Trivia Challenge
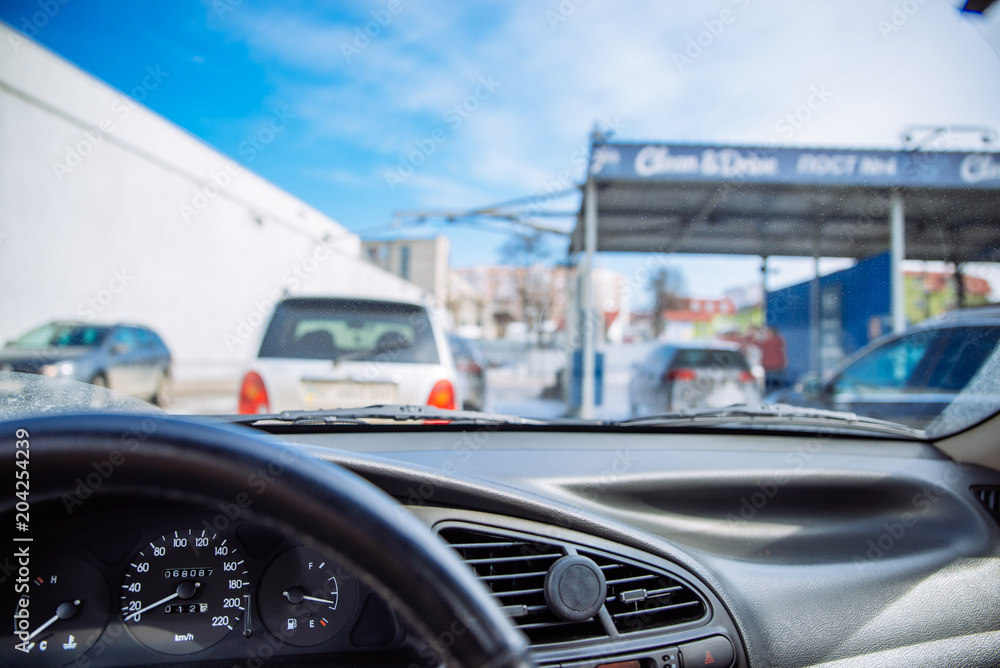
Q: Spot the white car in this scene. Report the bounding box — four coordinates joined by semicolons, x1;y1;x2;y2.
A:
238;296;459;414
628;341;760;416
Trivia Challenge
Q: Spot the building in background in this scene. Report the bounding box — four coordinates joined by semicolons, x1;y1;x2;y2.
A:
724;284;766;329
444;272;486;339
627;297;737;342
0;23;422;386
450;265;628;344
362;236;450;306
905;268;992;322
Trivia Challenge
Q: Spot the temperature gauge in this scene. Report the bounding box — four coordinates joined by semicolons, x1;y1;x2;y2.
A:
1;556;110;667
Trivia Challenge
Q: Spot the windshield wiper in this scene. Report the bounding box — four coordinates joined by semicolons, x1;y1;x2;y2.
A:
617;403;925;438
220;404;548;426
221;403;924;438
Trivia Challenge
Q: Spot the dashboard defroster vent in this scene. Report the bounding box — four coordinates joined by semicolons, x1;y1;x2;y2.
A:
438;525;709;647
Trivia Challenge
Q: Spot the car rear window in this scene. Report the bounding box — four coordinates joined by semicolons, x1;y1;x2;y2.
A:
259;299;440;364
671;349;749;371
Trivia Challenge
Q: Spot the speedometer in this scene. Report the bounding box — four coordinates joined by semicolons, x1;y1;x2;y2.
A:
120;529;249;655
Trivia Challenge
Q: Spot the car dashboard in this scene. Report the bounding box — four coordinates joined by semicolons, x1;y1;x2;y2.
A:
5;423;1000;668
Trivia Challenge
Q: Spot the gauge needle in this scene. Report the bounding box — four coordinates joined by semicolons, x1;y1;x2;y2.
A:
125;582;199;622
300;595;338;606
25;600;80;642
282;588;337;607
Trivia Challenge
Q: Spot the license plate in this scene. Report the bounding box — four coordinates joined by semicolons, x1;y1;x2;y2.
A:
301;380;398;409
707;382;745;407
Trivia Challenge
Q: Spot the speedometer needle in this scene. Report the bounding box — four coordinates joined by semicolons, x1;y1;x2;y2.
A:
124;582;199;622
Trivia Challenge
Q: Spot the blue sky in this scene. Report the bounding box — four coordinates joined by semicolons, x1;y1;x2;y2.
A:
3;0;1000;304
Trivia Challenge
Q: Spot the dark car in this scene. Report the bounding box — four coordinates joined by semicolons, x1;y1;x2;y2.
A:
0;321;172;405
767;306;1000;430
628;341;760;416
448;334;487;411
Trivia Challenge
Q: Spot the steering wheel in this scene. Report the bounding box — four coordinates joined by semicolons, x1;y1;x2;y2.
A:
1;413;532;668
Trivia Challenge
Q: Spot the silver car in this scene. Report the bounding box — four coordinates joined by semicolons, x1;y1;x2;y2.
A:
629;341;759;416
448;335;487;411
0;321;172;405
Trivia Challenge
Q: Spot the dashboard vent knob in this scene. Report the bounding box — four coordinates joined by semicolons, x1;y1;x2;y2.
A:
543;555;607;622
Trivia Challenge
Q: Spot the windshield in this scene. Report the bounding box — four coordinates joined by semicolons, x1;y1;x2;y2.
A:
7;324;111;349
1;1;999;438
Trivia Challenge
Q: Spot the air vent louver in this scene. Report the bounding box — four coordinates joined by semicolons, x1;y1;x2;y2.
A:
439;526;709;646
583;551;707;634
972;486;1000;525
439;528;604;645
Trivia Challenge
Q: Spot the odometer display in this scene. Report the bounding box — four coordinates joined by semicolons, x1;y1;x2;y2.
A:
163;568;212;579
121;530;248;655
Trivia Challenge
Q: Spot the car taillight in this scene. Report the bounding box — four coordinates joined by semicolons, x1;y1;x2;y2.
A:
738;371;756;383
664;368;697;382
238;372;270;414
427;379;456;410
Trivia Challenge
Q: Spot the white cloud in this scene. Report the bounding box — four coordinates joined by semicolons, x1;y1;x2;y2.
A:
219;0;1000;187
210;0;1000;291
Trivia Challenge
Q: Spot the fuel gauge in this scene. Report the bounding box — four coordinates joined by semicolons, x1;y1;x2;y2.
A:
1;556;110;667
256;546;359;647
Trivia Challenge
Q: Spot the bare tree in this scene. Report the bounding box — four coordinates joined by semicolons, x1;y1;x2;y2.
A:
499;232;552;344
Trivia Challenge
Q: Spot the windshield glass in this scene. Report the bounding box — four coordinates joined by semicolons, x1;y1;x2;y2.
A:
1;1;999;438
7;324;111;349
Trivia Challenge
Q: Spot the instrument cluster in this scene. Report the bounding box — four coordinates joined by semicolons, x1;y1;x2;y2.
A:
2;507;402;667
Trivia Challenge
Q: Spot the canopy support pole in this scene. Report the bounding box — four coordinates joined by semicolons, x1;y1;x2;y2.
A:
954;261;966;309
811;256;821;378
760;256;769;325
581;177;597;419
890;191;906;333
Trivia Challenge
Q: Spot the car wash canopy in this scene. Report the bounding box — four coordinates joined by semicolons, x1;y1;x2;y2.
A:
571;142;1000;261
568;141;1000;418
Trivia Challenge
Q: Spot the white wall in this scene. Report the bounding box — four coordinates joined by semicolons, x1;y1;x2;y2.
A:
0;23;423;382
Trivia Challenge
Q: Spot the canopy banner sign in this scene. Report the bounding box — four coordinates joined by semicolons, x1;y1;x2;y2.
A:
589;142;1000;190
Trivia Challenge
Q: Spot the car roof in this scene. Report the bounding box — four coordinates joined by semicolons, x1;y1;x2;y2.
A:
48;321;122;329
931;305;1000;323
279;295;429;308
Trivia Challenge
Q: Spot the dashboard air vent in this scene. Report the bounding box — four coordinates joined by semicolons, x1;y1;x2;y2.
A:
972;486;1000;525
582;551;707;634
439;528;606;645
439;526;710;646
